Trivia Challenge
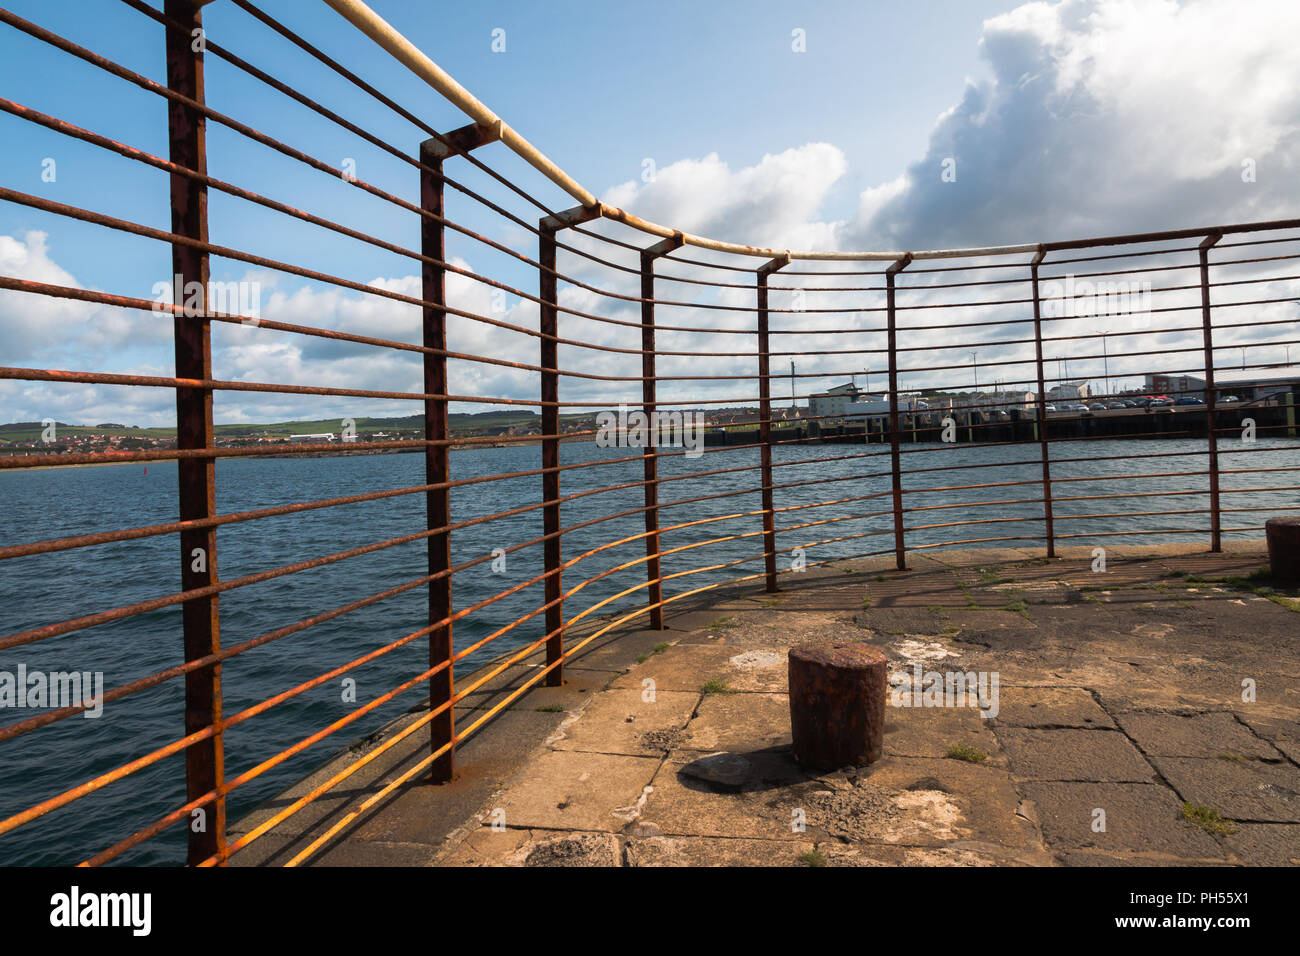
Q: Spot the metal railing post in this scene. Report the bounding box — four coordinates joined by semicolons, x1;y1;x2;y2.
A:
1200;231;1223;552
538;203;602;684
757;254;790;592
419;122;497;780
1030;246;1056;557
886;255;912;570
164;0;224;866
640;234;684;625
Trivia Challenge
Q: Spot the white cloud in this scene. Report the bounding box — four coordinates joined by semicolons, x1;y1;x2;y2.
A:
845;0;1300;250
602;144;848;252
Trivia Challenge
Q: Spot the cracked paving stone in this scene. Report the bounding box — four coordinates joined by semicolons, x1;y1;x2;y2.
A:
998;728;1156;782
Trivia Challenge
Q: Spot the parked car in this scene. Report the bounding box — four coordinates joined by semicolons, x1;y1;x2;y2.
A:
1105;402;1126;409
1175;397;1204;405
1149;398;1174;407
1133;397;1152;407
1220;395;1241;403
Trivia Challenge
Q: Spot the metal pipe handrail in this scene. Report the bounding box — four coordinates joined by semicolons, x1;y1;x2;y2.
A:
322;0;1300;264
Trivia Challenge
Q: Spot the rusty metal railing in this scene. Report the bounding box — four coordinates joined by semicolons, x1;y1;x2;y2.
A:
0;0;1298;866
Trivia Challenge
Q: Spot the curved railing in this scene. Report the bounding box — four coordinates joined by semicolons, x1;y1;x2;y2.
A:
0;0;1297;866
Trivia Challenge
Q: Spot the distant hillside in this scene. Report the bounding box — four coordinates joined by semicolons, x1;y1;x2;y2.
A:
0;409;577;442
0;406;760;443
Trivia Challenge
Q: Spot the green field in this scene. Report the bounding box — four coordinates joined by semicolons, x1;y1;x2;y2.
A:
0;409;599;443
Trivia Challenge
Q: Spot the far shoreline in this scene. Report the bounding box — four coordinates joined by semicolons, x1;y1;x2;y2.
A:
0;437;593;473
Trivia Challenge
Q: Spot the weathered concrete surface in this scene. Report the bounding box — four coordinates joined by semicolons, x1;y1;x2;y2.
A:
233;544;1300;867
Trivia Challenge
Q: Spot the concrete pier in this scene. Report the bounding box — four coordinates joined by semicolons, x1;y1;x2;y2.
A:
232;542;1300;867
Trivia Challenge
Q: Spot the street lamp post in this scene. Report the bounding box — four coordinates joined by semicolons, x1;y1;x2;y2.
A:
1102;329;1110;398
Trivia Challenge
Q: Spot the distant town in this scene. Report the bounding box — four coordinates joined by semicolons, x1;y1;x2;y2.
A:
0;406;783;459
3;367;1296;460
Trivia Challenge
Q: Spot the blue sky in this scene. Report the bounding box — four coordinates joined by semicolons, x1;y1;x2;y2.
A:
2;0;1298;426
0;0;1011;295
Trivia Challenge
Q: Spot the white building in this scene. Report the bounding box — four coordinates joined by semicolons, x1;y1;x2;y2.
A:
808;383;864;420
1144;373;1202;398
844;395;929;420
1047;381;1090;401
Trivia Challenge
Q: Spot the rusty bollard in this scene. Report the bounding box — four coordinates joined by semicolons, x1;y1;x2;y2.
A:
788;642;887;770
1266;517;1300;582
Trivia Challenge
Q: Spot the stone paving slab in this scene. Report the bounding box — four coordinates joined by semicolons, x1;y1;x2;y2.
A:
679;692;793;753
856;606;953;635
850;756;1049;858
440;828;623;867
866;575;972;608
625;835;820;867
925;547;1039;567
989;687;1115;729
551;688;699;757
1222;823;1300;866
935;608;1041;637
1021;782;1226;858
1055;850;1233;867
822;842;1038;866
636;748;827;843
1151;756;1300;822
1237;713;1300;764
686;611;862;650
609;643;788;694
1113;710;1283;759
489;750;662;833
883;701;1004;763
999;729;1157;782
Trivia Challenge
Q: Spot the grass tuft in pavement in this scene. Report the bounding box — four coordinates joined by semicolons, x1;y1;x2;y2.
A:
701;677;736;696
946;742;988;763
1181;803;1237;835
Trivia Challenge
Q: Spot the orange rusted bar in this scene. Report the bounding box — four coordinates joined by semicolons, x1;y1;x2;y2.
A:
163;0;225;866
1199;231;1224;552
538;203;602;684
758;254;790;592
1030;246;1056;556
886;254;912;570
641;234;684;626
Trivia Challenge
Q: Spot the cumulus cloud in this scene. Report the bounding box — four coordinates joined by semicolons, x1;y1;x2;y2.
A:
0;232;542;425
207;258;541;423
0;231;168;363
844;0;1300;251
601;144;848;252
